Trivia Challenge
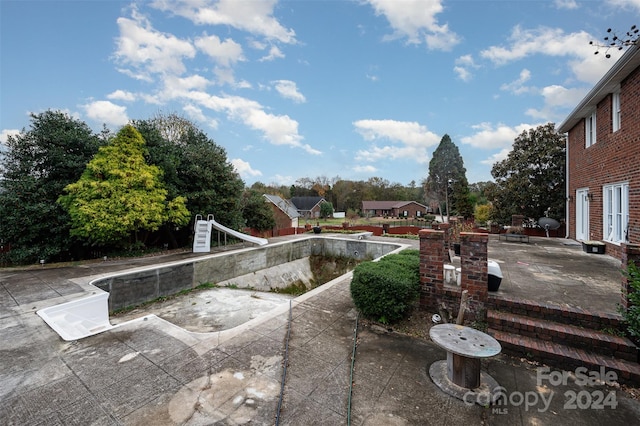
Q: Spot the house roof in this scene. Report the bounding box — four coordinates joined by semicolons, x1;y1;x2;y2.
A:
290;196;326;211
362;200;428;210
558;44;640;133
263;194;300;219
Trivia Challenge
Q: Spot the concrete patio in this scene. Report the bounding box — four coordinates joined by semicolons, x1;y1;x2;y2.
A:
1;234;639;425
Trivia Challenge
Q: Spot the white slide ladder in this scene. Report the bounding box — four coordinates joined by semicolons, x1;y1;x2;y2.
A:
192;214;213;253
192;214;268;253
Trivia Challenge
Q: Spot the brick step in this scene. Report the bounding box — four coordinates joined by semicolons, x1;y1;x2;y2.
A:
488;310;638;362
488;294;624;330
489;329;640;386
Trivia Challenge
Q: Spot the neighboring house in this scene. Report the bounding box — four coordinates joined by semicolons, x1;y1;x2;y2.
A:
362;201;430;218
558;43;640;259
290;196;327;219
263;194;300;229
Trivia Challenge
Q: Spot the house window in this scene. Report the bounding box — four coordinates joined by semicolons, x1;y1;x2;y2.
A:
585;111;597;147
416;211;421;217
603;182;629;243
612;91;621;132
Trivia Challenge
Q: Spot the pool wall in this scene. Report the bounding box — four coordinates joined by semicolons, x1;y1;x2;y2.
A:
93;237;403;311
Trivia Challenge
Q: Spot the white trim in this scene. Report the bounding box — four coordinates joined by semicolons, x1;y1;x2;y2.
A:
602;181;629;243
612;90;621;132
585;110;597;147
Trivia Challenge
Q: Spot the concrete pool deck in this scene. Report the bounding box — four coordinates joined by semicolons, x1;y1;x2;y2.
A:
1;234;640;425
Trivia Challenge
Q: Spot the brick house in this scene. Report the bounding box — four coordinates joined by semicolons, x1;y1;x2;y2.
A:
361;200;430;218
263;194;300;230
558;44;640;259
290;196;328;219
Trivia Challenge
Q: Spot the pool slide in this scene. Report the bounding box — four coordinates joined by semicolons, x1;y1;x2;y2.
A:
193;214;268;252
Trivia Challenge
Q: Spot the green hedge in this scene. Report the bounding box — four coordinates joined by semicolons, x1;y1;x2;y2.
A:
620;261;640;340
350;250;420;324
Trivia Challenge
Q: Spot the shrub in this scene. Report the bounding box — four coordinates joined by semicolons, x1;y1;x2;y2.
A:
474;204;492;225
620;260;640;340
378;250;420;280
350;251;420;324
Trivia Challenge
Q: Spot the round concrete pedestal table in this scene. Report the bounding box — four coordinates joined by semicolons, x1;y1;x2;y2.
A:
429;323;501;405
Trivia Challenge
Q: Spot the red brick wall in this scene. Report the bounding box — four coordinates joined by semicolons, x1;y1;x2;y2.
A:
270;205;294;230
418;229;489;322
567;66;640;259
392;202;428;218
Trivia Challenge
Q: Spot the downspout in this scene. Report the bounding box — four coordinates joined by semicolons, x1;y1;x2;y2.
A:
565;132;570;239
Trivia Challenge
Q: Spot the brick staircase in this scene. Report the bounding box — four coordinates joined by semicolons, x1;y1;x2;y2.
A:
487;294;640;385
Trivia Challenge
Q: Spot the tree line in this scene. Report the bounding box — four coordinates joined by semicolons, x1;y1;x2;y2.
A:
0;110;565;265
249;124;565;228
0;111;274;264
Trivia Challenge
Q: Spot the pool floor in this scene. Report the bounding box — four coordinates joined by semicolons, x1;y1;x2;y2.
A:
109;287;295;332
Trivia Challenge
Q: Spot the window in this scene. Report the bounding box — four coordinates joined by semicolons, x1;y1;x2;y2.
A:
603;182;629;243
612;91;621;132
585;111;597;147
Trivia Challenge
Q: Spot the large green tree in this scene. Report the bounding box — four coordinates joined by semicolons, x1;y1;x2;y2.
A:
423;134;473;220
134;114;245;230
489;123;566;224
241;190;275;231
0;110;102;263
58;125;189;247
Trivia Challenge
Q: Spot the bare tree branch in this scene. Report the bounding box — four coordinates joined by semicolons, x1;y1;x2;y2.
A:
590;25;638;58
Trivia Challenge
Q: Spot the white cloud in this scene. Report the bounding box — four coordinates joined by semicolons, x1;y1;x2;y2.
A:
185;91;321;154
354;165;378;173
270;174;295;186
453;66;472;82
461;122;536;149
161;75;210;100
539;85;586;107
114;8;196;80
366;0;460;50
353;119;440;163
480;26;623;84
231;158;262;178
150;0;296;43
453;54;478;81
500;69;533;95
195;34;244;67
0;129;20;145
354;119;439;146
481;147;512;166
259;46;285;62
183;104;205;121
272;80;306;103
525;85;588;121
606;0;640;11
554;0;579;9
107;90;136;102
83;100;129;126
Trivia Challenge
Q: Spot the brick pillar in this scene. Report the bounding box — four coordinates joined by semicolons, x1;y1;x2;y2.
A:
511;215;525;227
419;229;445;310
439;222;451;251
459;232;489;321
621;243;640;309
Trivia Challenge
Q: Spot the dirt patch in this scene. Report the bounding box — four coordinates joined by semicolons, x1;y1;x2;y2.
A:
309;254;362;287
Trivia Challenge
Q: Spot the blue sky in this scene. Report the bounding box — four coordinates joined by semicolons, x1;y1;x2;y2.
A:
1;0;638;187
